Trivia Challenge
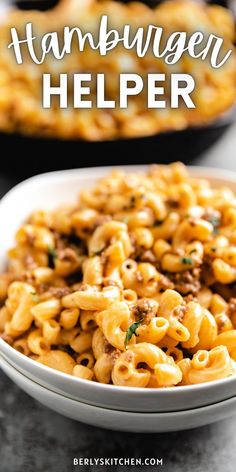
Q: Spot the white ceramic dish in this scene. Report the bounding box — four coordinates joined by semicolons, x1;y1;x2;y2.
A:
1;166;236;413
1;355;236;433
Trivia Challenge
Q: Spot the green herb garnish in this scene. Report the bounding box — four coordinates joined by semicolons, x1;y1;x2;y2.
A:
48;247;57;260
207;215;220;227
48;246;57;268
125;320;143;347
31;292;40;303
189;249;197;255
205;215;221;234
122;216;130;225
211;247;217;252
181;256;193;265
154;220;163;227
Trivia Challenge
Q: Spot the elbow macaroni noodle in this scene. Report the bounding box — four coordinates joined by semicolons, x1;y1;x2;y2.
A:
1;163;236;387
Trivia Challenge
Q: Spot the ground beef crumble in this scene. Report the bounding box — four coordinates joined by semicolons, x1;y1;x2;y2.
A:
168;268;201;295
47;286;72;298
140;250;157;264
124;351;133;363
1;333;13;345
109;349;122;364
132;298;157;323
216;315;228;330
104;341;121;364
173;303;187;322
228;298;236;317
57;247;79;262
158;274;174;291
184;294;198;303
24;255;37;270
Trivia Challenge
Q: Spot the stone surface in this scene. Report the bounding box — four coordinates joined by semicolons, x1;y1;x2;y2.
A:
1;125;236;472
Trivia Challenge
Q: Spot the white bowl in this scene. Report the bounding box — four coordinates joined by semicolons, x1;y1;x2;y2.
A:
1;165;236;413
1;354;236;432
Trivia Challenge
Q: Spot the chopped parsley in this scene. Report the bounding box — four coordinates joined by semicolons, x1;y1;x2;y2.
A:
122;216;130;225
154;220;163;227
31;292;40;303
207;215;220;227
211;247;217;252
189;249;197;255
48;247;57;260
125;320;143;348
181;256;193;265
48;246;57;268
205;215;221;234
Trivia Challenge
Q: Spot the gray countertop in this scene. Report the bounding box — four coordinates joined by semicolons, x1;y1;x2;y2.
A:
1;125;236;472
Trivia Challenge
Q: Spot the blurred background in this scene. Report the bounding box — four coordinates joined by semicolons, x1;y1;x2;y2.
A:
0;4;236;471
0;0;235;177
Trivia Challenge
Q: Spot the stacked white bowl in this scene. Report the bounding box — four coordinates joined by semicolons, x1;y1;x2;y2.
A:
1;166;236;432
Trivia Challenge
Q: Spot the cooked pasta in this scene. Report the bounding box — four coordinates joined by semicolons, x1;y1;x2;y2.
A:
2;162;236;387
0;0;235;140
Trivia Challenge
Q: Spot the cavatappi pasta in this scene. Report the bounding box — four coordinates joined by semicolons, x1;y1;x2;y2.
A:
2;163;236;387
0;0;235;140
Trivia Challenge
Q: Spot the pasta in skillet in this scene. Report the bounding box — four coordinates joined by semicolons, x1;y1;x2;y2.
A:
1;162;236;387
0;0;235;140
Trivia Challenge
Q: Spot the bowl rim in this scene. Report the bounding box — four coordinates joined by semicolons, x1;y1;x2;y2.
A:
2;163;236;204
2;353;236;416
1;163;236;396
